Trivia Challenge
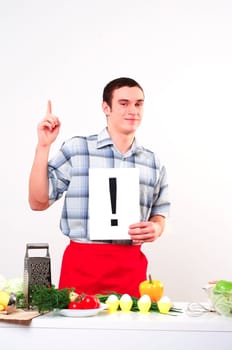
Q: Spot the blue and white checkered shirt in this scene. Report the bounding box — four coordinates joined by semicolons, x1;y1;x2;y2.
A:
48;128;170;241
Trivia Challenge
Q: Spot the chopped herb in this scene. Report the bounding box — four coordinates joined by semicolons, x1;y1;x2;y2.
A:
29;285;70;313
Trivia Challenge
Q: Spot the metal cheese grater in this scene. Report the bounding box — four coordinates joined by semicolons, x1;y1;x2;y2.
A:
24;243;52;308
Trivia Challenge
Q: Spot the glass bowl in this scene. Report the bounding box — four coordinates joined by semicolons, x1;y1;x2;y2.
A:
211;289;232;317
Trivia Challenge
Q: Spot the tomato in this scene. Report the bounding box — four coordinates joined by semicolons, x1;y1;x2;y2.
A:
81;295;101;309
68;301;82;309
139;274;164;302
68;295;101;310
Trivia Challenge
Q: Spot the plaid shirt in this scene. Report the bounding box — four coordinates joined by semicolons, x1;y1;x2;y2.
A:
48;128;170;241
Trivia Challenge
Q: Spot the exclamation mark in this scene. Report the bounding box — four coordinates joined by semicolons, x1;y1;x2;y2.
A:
109;177;118;226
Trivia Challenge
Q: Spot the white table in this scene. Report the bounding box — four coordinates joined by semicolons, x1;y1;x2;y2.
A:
1;303;232;350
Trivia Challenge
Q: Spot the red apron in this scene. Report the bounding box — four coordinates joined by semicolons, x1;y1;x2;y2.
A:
58;241;148;297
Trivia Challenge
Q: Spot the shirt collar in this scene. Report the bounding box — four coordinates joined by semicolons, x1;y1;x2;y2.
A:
97;127;143;154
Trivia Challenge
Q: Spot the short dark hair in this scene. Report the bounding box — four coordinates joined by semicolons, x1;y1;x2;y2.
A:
103;77;144;108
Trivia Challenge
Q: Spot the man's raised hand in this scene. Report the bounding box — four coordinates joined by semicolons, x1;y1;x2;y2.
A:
37;100;61;147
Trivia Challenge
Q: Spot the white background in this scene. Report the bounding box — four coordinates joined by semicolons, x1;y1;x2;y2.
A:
0;0;232;302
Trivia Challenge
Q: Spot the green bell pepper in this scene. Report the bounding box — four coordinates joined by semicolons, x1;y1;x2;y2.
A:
215;280;232;293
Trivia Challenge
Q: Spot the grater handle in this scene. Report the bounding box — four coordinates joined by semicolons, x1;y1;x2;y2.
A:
25;243;50;258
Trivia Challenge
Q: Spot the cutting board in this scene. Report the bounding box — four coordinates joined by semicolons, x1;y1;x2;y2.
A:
0;309;40;325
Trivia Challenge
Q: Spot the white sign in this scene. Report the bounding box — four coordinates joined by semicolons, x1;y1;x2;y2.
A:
89;168;140;240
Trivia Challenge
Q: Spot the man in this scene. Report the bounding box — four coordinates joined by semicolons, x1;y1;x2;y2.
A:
29;77;170;297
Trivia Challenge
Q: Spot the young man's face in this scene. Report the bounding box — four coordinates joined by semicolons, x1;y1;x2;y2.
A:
102;86;144;135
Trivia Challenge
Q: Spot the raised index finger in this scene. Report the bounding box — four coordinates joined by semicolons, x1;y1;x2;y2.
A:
47;100;52;115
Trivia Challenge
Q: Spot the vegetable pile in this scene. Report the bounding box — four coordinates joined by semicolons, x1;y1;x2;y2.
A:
212;280;232;317
28;285;181;315
68;293;101;310
0;274;25;310
0;273;182;315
